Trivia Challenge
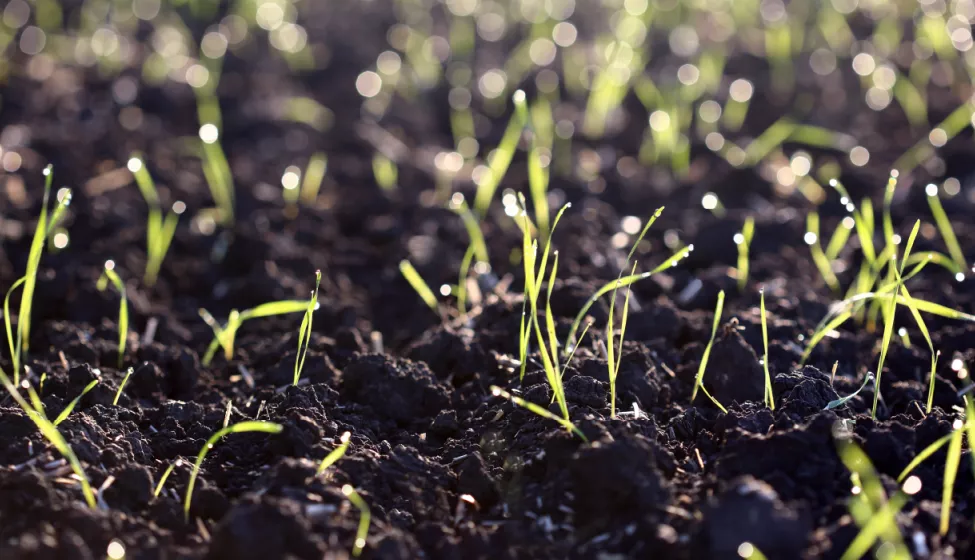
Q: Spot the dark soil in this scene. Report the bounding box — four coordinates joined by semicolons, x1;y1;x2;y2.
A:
2;1;975;559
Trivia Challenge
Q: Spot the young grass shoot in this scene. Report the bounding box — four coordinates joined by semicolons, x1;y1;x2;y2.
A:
97;260;129;369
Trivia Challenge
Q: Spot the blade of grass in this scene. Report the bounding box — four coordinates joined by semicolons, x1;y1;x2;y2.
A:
399;260;438;312
96;261;128;369
113;367;134;406
317;431;351;475
341;485;371;557
491;385;587;441
691;290;728;413
53;379;99;425
473;90;527;216
760;289;774;410
825;372;874;410
293;271;322;386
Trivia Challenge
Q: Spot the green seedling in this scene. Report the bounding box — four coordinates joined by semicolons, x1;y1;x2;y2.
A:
399;260;438;313
760;289;774;410
0;366;96;507
341;485;371;558
607;263;637;418
300;152;328;205
824;372;874;410
490;386;587;441
293;271;322;386
114;367;134;406
925;183;967;279
154;459;182;498
199;299;314;366
894;100;974;175
806;212;840;293
690;291;729;413
372;153;398;192
127;155;185;287
198;124;235;226
941;420;964;535
184;421;283;520
473;90;528;216
449;195;489;315
317;431;351;475
97;261;129;369
736;217;755;291
53;379;99;425
835;437;911;560
8;166;68;384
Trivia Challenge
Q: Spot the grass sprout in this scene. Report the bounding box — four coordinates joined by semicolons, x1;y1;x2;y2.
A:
317;431;351;475
53;379;99;426
760;289;774;410
114;367;134;406
184;421;283;520
806;212;840;293
941;420;964;535
9;165;62;384
293;271;322;386
399;260;439;313
473;90;527;216
97;261;129;369
691;290;728;413
4;276;27;385
449;195;489;315
199;127;235;227
341;484;371;558
835;437;910;560
128;154;184;287
300;152;328;205
736;217;755;291
824;372;874;411
200;300;315;366
490;386;587;441
372;152;398;191
154;459;182;499
607;263;637;418
0;366;96;507
925;183;967;277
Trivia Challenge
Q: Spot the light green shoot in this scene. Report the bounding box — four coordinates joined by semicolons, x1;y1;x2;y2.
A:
372;153;398;191
473;90;528;216
941;420;964;535
736;217;755;291
97;261;128;369
894;100;974;175
184;421;283;520
449;195;489;316
691;291;729;413
341;484;371;558
200;300;314;366
524;96;553;239
824;372;874;410
154;459;182;498
317;431;351;475
293;271;322;386
53;379;99;425
12;165;62;384
128;154;184;287
806;212;840;293
873;258;907;418
607;263;637;418
300;152;328;205
113;367;134;406
0;366;96;508
897;431;955;483
925;183;967;278
398;260;438;313
491;386;587;441
835;438;910;560
760;289;774;410
199;125;235;226
4;276;27;385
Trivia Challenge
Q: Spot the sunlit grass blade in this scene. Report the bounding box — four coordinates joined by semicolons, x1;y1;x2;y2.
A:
293;271;322;386
743;117;795;166
491;385;587;441
897;432;953;482
545;252;561;370
113;367;133;406
154;459;182;498
317;431;351;475
825;216;854;261
200;299;314;366
841;492;909;560
4;276;26;383
96;261;128;369
825;372;874;410
873;256;902;419
399;260;438;312
300;152;328;205
691;291;728;413
941;424;964;535
0;366;96;507
473;90;527;216
16;165;56;384
566;243;692;351
807;212;840;293
760;289;774;410
341;485;371;558
53;379;99;425
925;183;967;277
736;217;755;291
184;421;283;520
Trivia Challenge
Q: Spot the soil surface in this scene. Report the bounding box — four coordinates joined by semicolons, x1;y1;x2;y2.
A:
2;1;975;559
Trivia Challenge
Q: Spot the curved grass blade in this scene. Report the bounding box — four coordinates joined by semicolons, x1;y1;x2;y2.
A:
4;276;27;382
760;289;773;410
399;260;438;312
97;262;128;369
473;90;527;215
154;459;182;498
490;385;587;441
691;290;727;413
114;367;134;406
293;271;322;386
825;372;874;410
941;424;964;535
54;379;99;425
897;431;953;482
341;485;371;557
317;431;351;475
184;421;283;520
